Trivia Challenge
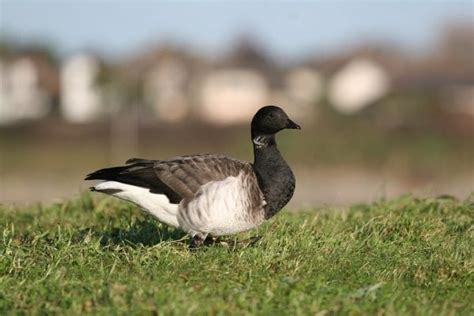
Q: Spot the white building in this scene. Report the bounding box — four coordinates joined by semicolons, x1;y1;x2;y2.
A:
199;69;269;124
144;58;190;122
328;57;390;114
60;54;102;123
284;67;323;120
0;58;50;125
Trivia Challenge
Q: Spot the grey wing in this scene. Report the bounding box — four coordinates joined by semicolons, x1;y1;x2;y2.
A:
85;159;183;203
153;154;251;199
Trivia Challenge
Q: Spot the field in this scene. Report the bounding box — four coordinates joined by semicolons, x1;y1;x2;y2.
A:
1;194;473;315
2;119;474;205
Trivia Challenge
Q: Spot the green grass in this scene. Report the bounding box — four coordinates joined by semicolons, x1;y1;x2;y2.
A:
1;194;473;315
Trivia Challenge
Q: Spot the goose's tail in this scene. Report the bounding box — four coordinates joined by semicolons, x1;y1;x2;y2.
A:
85;160;180;228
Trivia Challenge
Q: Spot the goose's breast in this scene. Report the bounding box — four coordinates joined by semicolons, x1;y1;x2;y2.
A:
177;172;265;236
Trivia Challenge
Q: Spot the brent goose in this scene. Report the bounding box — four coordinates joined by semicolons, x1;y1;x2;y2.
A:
85;105;300;246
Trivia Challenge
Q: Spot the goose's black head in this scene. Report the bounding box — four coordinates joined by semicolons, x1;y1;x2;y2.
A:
251;105;301;140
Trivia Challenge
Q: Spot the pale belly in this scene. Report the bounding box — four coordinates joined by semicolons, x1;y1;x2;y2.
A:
177;174;265;236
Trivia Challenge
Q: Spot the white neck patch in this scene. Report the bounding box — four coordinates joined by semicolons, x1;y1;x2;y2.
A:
253;136;267;148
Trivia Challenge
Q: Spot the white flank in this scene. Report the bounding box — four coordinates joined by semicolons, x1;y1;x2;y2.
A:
178;172;263;236
94;181;179;228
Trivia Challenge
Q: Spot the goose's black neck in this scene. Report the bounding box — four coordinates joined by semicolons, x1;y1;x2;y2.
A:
251;134;296;219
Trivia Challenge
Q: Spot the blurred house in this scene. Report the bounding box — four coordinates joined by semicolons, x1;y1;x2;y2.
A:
282;67;323;120
199;68;269;124
0;53;57;125
0;23;470;129
144;57;190;122
60;54;103;123
123;45;200;122
197;38;313;125
328;57;390;115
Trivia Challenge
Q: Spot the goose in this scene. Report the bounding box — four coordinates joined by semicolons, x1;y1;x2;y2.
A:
85;105;300;247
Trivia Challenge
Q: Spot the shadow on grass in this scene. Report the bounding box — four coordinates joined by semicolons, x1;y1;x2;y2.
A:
75;221;187;247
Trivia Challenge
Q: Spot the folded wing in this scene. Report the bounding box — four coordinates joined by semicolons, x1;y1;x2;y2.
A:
85;154;251;204
153;155;249;198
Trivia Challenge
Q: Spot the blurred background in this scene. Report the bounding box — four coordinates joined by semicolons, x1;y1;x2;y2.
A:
0;1;473;207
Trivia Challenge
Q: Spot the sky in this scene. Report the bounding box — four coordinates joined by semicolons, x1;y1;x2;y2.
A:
0;1;473;62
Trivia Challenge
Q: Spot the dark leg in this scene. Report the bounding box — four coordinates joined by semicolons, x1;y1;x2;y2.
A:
241;235;262;246
203;235;218;245
189;234;206;249
190;234;262;249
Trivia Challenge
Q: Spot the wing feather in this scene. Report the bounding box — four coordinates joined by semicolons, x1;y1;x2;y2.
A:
86;154;255;204
153;155;249;199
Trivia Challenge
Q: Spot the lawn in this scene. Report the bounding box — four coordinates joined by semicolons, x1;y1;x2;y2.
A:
1;194;473;315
